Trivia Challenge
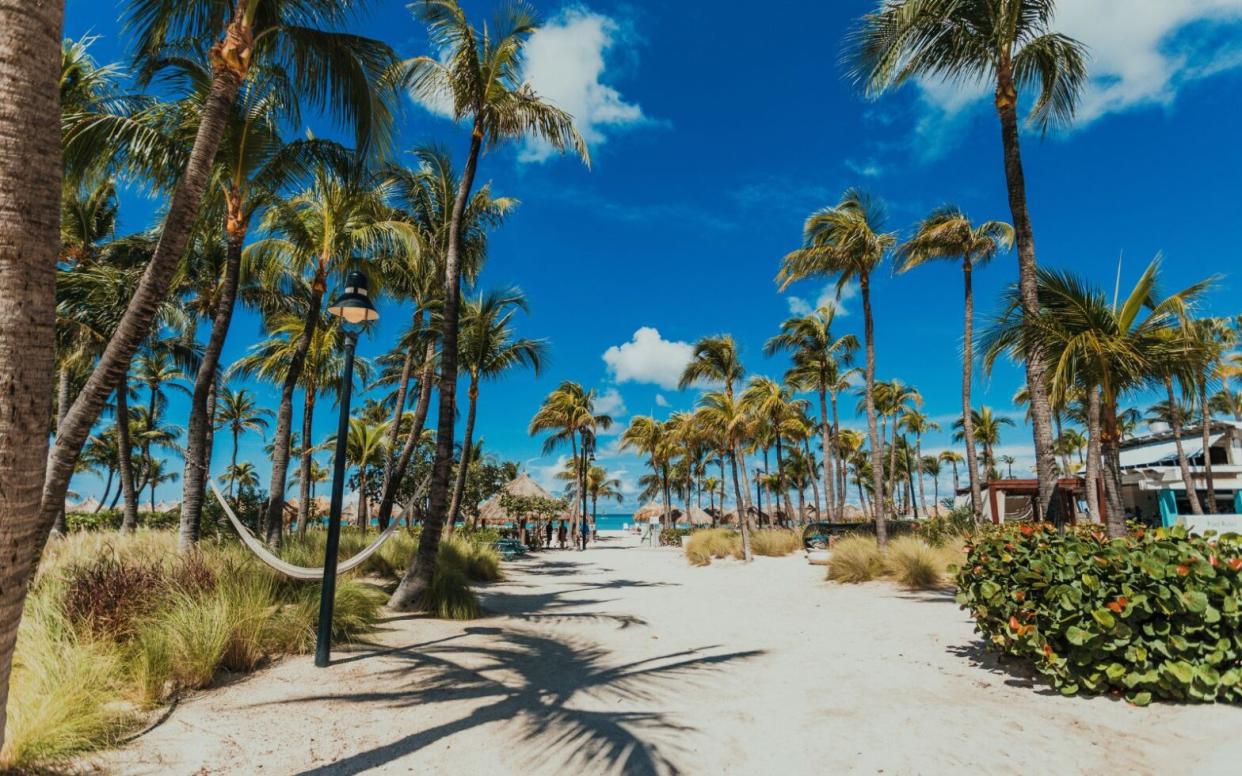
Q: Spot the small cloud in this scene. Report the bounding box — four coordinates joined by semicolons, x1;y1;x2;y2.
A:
844;158;884;178
654;394;669;408
786;281;856;318
602;327;695;391
594;387;627;419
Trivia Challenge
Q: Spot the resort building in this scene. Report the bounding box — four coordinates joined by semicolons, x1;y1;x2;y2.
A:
1119;420;1242;527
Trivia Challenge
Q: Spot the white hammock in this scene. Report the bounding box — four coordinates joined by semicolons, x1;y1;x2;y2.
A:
209;479;405;581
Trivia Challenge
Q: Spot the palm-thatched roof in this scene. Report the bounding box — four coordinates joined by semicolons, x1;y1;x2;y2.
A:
632;502;664;523
684;506;713;526
476;473;568;525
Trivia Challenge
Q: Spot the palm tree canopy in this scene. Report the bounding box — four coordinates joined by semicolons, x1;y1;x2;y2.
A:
896;205;1013;272
679;335;745;392
778;188;895;294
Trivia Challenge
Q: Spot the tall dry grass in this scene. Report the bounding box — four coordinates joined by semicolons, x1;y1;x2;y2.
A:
825;534;963;589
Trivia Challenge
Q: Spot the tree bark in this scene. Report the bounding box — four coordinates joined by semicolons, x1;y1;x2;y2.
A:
860;273;887;546
915;436;928;516
377;337;435;527
1100;399;1127;538
994;62;1058;521
804;436;820;523
1084;386;1102;523
1200;381;1217;514
96;467;115;513
729;447;752;562
1165;376;1203;515
297;385;317;533
832;392;847;516
391;126;482;609
446;376;479;532
262;284;324;544
380;333;417;497
0;0;62;749
179;215;243;550
42;26;248;536
817;388;835;521
52;367;72;533
961;262;985;522
115;384;139;531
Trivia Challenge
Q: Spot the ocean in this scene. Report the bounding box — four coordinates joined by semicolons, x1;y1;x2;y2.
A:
593;514;692;531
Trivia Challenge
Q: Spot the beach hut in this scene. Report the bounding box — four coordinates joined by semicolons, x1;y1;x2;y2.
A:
67;496;101;513
684;506;712;527
631;502;664;523
476;472;568;526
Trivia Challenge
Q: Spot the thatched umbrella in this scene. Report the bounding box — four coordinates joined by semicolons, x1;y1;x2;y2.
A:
632;502;664;523
684;506;712;527
476;472;567;526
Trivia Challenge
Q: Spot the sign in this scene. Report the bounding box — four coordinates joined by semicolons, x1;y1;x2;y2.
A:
1180;514;1242;535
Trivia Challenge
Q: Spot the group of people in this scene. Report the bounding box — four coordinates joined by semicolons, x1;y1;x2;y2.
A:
520;517;594;551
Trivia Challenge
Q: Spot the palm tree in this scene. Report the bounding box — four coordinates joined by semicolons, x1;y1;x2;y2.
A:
246;162;415;544
897;206;1012;520
981;258;1210;536
446;289;545;527
741;377;805;524
1190;317;1235;514
850;0;1088;522
620;416;676;530
899;408;940;516
585;466;624;526
939;450;965;496
921;455;944;514
953;407;1014;480
527;382;614;542
213;387;272;500
679;335;753;508
389;0;589;611
339;418;391;527
779;189;896;545
695;392;754;562
766;306;859;521
221;461;260;494
43;0;399;535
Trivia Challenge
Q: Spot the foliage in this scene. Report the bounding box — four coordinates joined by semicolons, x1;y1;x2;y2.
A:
497;493;566;524
684;528;744;566
659;527;691;547
884;537;945;589
956;524;1242;704
749;529;802;557
826;535;885;583
65;509;181;532
915;506;977;548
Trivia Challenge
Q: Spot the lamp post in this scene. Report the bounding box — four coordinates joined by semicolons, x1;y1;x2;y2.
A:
315;271;378;668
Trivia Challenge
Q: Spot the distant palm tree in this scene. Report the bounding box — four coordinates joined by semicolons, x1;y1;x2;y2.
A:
695;392;754;561
953;407;1014;481
899;408;939;516
921;455;943;514
741;376;805;523
213;387;272;500
779;189;895;546
585;466;624;526
898;206;1012;520
337;418;391;527
389;0;590;612
999;455;1016;479
221;461;260;495
939;450;965;496
447;289;545;526
850;0;1088;520
620;416;676;529
530;382;614;540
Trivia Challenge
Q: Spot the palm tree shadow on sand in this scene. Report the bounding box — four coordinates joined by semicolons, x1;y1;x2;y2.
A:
280;626;764;776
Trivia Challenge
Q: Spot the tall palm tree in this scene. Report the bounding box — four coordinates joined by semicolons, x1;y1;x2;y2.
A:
981;258;1210;536
528;382;614;540
939;449;965;496
741;377;805;524
850;0;1087;520
952;407;1014;480
897;206;1012;520
620;416;676;530
695;392;753;562
779;189;895;545
246;162;415;543
43;0;398;535
584;465;624;526
213;387;272;499
390;0;589;610
1194;317;1237;512
899;408;939;516
339;418;391;527
446;289;545;526
221;461;260;494
679;335;753;508
766;306;859;521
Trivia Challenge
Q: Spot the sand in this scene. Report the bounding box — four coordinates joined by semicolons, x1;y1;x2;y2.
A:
92;534;1242;775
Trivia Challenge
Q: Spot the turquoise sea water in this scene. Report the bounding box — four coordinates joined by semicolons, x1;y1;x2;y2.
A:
593;514;691;531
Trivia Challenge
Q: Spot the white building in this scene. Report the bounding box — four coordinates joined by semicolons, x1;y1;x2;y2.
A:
1119;420;1242;526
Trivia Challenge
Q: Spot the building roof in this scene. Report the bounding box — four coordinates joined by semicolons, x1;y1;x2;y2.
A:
1118;420;1239;451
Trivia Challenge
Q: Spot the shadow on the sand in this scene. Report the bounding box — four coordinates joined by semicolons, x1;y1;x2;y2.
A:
947;641;1057;695
278;627;763;776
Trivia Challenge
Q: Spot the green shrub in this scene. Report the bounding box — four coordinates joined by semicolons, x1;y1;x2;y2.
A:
956;523;1242;704
884;537;945;589
750;529;801;557
660;527;691;547
419;563;480;620
684;528;743;566
826;535;883;583
915;507;977;547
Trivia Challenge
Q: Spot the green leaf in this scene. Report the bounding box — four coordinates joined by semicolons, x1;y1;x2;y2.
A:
1182;590;1209;613
980;580;999;600
1066;625;1093;645
1127;691;1152;706
1162;660;1194;686
1091;608;1116;629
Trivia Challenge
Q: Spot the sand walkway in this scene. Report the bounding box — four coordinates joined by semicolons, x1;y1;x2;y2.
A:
94;535;1242;775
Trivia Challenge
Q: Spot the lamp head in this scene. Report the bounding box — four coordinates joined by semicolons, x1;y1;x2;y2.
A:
327;271;379;325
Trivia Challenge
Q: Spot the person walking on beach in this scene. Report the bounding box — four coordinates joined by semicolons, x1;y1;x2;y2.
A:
557;520;568;549
580;515;590;551
545;519;553;549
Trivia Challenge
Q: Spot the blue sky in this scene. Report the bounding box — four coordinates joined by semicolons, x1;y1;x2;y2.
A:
66;0;1242;509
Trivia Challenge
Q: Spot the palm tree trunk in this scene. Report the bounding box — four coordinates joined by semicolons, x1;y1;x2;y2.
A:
446;377;479;533
804;436;821;522
115;385;140;531
1100;399;1127;537
229;428;240;501
994;62;1058;522
42;22;250;534
775;436;795;526
860;273;887;546
263;285;324;545
179;215;244;550
96;468;115;513
817;387;835;521
960;262;985;522
381;323;418;497
0;0;62;748
378;337;436;527
729;447;752;562
52;367;73;534
1084;386;1102;523
1165;376;1203;514
1200;381;1217;514
832;392;846;515
297;387;317;534
950;460;960;494
888;418;900;515
392;125;483;609
915;436;928;516
358;468;369;528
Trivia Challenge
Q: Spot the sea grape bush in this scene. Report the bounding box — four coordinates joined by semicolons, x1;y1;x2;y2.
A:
955;523;1242;705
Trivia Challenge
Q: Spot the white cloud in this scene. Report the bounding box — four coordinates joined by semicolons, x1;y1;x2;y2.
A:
654;394;669;408
786;281;856;318
602;327;694;390
594;387;627;418
912;1;1242;154
844;158;884;178
526;454;571;496
517;8;652;163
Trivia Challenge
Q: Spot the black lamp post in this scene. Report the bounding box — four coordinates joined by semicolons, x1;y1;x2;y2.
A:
315;271;378;668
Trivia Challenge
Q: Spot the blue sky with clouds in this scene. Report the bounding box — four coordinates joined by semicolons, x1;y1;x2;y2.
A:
65;0;1242;509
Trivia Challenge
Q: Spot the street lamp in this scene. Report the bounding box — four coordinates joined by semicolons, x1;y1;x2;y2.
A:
315;271;378;668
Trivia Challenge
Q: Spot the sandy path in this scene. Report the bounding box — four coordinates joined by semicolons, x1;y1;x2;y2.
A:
93;535;1242;775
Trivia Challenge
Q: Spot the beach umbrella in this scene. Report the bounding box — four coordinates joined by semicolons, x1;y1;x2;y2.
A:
684;506;712;526
632;502;663;523
476;472;567;525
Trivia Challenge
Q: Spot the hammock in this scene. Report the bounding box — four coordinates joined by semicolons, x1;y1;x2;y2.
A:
209;479;405;581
